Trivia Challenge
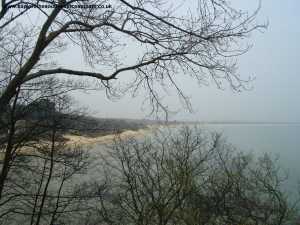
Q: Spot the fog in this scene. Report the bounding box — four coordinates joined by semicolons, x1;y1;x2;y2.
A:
64;0;300;122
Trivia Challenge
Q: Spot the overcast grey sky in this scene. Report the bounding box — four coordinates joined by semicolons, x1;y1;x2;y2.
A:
69;0;300;122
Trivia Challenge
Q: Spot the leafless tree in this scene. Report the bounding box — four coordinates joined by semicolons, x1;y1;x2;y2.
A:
0;0;266;118
0;1;283;224
0;93;102;225
0;76;89;199
98;127;299;225
0;0;267;207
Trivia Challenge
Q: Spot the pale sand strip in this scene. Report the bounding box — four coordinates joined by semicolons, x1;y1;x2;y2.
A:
1;123;179;156
64;125;160;147
0;127;153;159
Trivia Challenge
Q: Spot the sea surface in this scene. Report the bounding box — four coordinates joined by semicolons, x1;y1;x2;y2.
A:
90;124;300;199
199;124;300;197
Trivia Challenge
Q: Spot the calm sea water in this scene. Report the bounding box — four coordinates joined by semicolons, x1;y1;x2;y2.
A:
201;124;300;196
91;124;300;198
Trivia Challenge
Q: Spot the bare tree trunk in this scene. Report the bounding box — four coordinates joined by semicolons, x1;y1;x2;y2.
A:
35;126;56;225
49;168;66;225
30;159;48;225
0;87;20;199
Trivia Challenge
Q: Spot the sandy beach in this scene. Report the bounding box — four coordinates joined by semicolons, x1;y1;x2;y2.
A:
64;125;159;147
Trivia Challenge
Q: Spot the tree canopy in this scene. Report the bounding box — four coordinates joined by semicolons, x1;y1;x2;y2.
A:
0;0;266;117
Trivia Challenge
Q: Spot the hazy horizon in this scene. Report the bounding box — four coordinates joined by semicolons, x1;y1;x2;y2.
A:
63;0;300;123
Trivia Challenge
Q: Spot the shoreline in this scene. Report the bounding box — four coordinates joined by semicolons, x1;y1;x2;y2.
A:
0;123;184;157
64;124;160;147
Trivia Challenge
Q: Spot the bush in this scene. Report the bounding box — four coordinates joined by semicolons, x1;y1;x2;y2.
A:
98;126;299;225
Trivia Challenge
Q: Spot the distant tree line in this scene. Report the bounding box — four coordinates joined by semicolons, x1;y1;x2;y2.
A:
2;0;299;224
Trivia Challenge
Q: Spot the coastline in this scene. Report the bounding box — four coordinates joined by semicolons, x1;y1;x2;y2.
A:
0;123;183;158
64;124;159;147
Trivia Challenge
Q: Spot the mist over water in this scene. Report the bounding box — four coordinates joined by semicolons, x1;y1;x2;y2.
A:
200;124;300;197
90;124;300;198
